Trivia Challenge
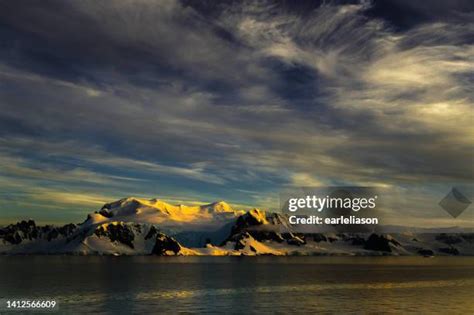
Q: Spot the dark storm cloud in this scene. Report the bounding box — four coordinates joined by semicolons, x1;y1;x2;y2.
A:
0;0;472;224
367;0;474;31
0;1;263;94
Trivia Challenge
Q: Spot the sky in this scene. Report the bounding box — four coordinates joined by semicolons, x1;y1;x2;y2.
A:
0;0;473;225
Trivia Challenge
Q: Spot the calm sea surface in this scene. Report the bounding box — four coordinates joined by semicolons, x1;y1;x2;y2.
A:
0;256;473;314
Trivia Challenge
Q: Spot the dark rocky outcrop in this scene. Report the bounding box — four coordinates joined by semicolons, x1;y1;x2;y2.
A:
221;210;266;246
58;223;77;236
145;226;159;240
310;233;328;243
418;249;434;256
233;233;251;251
230;209;268;235
266;213;290;227
1;220;37;244
249;230;285;243
98;208;114;218
94;223;135;249
223;231;250;250
364;234;400;252
286;235;306;246
438;247;459;255
223;210;305;247
151;233;182;255
436;234;463;245
350;236;366;246
0;220;77;245
282;232;306;246
3;231;22;245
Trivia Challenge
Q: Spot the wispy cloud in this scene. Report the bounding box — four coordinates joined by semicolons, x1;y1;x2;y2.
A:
0;0;472;224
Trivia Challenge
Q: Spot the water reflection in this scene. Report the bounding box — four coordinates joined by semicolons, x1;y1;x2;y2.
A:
0;256;473;313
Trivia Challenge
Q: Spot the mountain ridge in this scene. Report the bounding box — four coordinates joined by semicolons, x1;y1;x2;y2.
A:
86;197;245;226
1;197;474;256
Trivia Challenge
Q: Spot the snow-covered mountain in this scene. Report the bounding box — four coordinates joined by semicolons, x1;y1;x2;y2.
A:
1;197;474;256
85;197;244;226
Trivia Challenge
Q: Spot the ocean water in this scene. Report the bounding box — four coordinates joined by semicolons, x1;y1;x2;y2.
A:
0;256;473;314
